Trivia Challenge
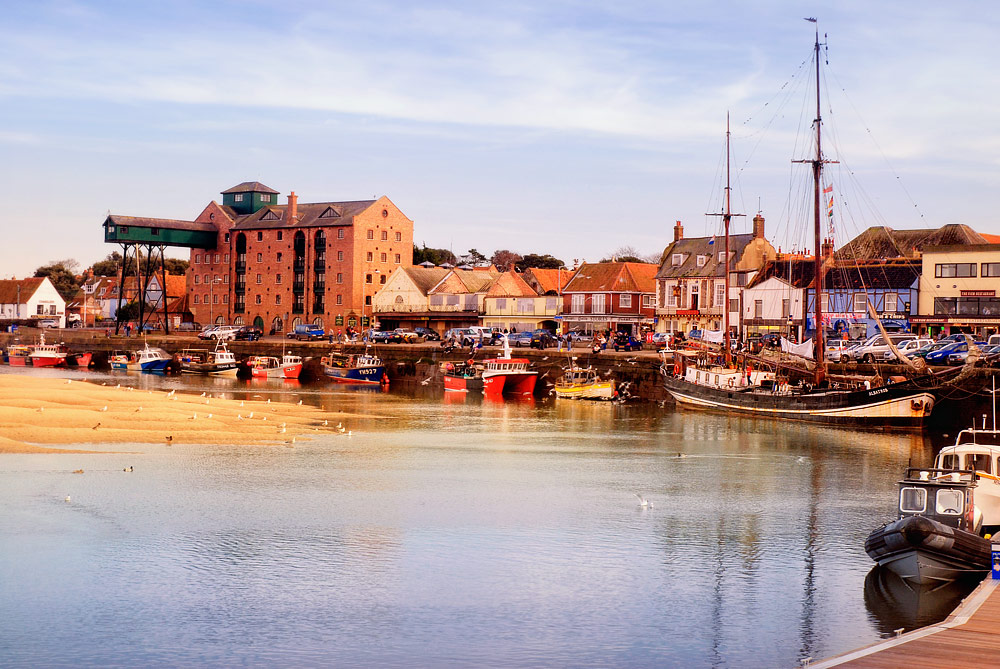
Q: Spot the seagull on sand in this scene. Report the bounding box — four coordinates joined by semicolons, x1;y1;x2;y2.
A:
189;413;197;420
297;400;303;405
635;493;653;509
36;407;44;412
92;422;101;430
165;436;173;446
65;379;72;385
167;390;175;397
200;392;206;397
65;496;71;502
237;414;244;421
135;406;142;413
100;405;108;412
322;420;329;426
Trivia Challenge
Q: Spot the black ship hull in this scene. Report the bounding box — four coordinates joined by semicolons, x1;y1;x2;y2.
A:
865;515;992;585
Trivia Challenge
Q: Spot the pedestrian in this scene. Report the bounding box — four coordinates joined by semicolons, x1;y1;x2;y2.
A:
557;333;564;352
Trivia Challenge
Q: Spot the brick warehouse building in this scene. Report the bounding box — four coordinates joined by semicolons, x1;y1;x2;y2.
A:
189;182;414;333
107;181;414;334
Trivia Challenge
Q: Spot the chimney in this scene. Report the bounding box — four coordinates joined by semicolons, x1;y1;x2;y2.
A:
821;237;834;258
752;214;765;239
288;191;298;221
673;220;684;243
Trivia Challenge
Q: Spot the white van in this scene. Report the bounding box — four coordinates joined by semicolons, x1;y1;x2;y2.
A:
882;338;933;361
848;333;917;363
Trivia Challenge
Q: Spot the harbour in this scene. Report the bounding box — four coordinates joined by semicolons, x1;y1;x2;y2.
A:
0;365;962;667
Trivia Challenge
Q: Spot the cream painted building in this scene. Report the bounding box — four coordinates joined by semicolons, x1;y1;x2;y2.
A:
915;243;1000;338
481;270;559;333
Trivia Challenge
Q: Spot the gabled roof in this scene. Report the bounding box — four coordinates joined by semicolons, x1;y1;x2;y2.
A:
230;200;378;230
748;258;920;291
525;267;571;295
563;262;657;293
221;181;279;195
401;267;451;295
746;259;817;289
836;224;991;260
485;270;538;298
105;214;216;233
656;233;755;279
0;278;45;304
430;267;500;294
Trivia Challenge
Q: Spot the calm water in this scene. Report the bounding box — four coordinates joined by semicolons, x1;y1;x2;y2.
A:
0;367;957;667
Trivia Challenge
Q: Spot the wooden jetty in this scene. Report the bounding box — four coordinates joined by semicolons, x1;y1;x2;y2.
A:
812;578;999;667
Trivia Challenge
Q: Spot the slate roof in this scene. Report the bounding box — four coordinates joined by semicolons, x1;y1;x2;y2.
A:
221;182;280;195
105;215;216;233
230;200;378;231
401;267;451;295
836;224;991;260
656;233;756;279
0;278;44;304
563;262;657;293
747;258;919;291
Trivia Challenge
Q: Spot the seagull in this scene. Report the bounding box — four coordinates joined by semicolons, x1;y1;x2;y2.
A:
65;496;71;502
100;406;108;412
167;389;175;397
338;426;346;433
92;422;101;430
36;407;44;412
635;494;653;509
297;400;303;405
165;436;173;446
240;401;245;407
266;399;271;404
542;356;548;361
115;384;121;389
279;427;287;434
189;413;197;420
676;453;687;458
200;392;206;397
72;469;84;474
123;466;133;472
336;422;342;429
262;416;267;421
135;406;142;412
796;456;808;463
322;420;329;426
237;414;244;420
248;412;254;419
347;431;352;437
205;399;210;405
65;379;72;385
207;413;212;419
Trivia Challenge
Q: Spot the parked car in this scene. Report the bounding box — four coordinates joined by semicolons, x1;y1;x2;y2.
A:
443;328;475;346
612;332;642;352
882;338;933;361
234;326;263;341
176;321;203;332
907;341;950;360
393;328;420;343
825;339;854;362
650;332;672;347
687;329;703;340
845;333;916;363
198;326;220;340
925;341;984;365
36;318;60;328
466;326;501;344
289;324;325;340
414;327;440;341
508;331;534;347
530;329;556;350
204;325;240;341
371;329;401;343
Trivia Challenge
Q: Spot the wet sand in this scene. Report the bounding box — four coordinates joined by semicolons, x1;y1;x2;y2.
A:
0;375;344;453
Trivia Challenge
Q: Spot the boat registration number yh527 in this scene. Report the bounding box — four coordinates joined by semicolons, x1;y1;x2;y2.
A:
358;368;376;376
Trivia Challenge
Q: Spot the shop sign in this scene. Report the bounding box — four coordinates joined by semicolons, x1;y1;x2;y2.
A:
961;290;996;297
335;315;344;326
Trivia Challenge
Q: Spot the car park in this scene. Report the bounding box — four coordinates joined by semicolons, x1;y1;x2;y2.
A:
925;341;985;365
907;341;950;360
845;333;916;363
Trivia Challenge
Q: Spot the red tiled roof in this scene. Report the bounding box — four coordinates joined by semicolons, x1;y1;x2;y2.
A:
563;262;657;293
485;271;538;298
527;267;571;294
0;278;44;303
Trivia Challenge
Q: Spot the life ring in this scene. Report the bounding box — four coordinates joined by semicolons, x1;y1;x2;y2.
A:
673;363;681;375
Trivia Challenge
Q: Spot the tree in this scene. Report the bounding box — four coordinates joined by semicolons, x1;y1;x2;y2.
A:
490;249;522;271
517;253;564;271
34;260;81;300
91;251;188;276
162;258;189;275
599;246;659;264
460;248;488;266
413;244;457;266
91;252;123;276
115;300;142;322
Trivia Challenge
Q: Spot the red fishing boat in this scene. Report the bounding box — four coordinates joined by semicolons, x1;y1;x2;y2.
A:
480;337;537;398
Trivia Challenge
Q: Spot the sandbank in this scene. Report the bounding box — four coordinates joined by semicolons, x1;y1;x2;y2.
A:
0;374;348;454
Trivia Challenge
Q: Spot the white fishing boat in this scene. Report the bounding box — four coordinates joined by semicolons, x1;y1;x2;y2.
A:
180;340;238;375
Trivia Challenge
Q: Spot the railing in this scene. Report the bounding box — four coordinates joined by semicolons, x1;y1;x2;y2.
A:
313;283;325;294
312;302;324;313
291;305;304;315
292;282;305;293
293;258;306;272
234;261;246;273
234;282;246;294
314;258;326;272
233;303;245;314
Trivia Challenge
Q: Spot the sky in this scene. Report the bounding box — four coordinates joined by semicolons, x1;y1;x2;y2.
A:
1;1;999;277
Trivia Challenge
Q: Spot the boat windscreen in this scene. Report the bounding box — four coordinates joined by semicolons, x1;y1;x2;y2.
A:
934;489;964;515
899;487;926;513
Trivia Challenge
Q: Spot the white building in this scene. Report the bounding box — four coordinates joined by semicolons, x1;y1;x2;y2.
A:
0;277;67;327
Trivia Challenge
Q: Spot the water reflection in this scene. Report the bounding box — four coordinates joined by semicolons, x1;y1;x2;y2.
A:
864;565;979;634
0;365;963;667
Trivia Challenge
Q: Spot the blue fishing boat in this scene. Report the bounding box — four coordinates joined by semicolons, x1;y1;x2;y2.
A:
321;351;386;385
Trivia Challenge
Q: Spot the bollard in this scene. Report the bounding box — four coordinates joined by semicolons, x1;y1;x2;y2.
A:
993;543;1000;580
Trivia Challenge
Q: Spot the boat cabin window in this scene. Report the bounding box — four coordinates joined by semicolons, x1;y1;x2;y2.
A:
899;487;926;513
940;453;960;470
968;454;992;474
935;489;964;515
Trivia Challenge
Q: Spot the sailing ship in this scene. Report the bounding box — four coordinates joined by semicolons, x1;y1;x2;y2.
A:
660;27;966;429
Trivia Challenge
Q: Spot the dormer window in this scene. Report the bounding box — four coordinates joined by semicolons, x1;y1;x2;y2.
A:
696;255;707;267
260;194;271;203
235;194;244;202
672;254;683;266
718;252;728;263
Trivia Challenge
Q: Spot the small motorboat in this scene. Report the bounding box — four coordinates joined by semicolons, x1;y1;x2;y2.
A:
249;354;303;380
179;341;238;375
865;467;993;585
554;361;615;400
442;360;484;393
321;351;386;384
130;343;172;373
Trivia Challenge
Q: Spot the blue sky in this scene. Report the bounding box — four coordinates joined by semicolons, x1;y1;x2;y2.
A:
1;1;998;277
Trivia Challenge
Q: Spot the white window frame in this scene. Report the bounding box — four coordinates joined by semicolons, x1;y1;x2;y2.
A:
715;283;725;308
672;254;683;267
620;294;632;308
571;294;585;312
884;293;898;313
853;292;868;313
696;255;707;267
592;294;606;314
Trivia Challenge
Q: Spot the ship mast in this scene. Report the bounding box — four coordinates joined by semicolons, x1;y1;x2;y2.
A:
794;20;832;385
709;113;744;367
